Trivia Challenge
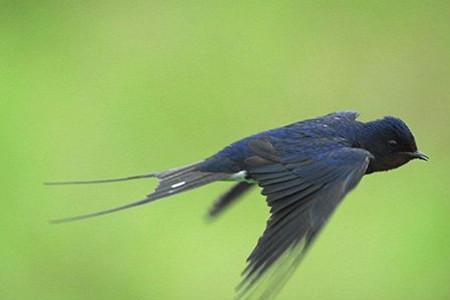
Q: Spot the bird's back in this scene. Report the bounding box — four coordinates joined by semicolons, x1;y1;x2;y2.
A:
199;111;361;174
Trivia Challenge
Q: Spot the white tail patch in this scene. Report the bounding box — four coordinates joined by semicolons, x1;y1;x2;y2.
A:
171;181;186;188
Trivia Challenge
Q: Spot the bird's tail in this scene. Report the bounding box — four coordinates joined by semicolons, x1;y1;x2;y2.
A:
48;162;231;223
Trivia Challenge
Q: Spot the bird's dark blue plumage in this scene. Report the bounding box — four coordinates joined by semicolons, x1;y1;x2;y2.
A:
47;111;427;300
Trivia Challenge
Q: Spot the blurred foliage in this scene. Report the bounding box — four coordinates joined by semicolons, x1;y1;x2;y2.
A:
1;1;449;300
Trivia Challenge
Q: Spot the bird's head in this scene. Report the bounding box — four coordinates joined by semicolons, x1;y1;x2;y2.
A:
361;116;428;173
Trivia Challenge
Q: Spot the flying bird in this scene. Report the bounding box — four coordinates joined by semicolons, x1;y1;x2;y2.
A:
47;111;428;299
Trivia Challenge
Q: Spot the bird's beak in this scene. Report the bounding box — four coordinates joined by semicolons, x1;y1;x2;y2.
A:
406;151;429;161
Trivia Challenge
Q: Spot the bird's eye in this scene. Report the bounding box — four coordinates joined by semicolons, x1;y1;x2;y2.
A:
387;140;398;147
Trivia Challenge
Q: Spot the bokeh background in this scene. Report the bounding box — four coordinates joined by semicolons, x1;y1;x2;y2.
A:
1;1;449;300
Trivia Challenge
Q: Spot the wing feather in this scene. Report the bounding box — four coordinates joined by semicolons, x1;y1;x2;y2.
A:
237;137;372;299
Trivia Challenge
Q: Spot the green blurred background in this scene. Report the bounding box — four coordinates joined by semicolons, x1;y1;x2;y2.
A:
1;1;449;300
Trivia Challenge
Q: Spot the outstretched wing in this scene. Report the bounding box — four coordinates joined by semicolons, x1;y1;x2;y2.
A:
238;137;372;299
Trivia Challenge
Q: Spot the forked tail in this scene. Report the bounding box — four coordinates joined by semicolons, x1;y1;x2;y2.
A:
44;173;157;185
48;162;231;223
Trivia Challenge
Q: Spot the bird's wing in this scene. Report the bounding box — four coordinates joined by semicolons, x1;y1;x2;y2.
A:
237;137;372;299
208;182;255;219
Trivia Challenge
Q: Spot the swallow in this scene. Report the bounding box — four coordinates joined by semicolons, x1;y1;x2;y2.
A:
47;111;428;299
